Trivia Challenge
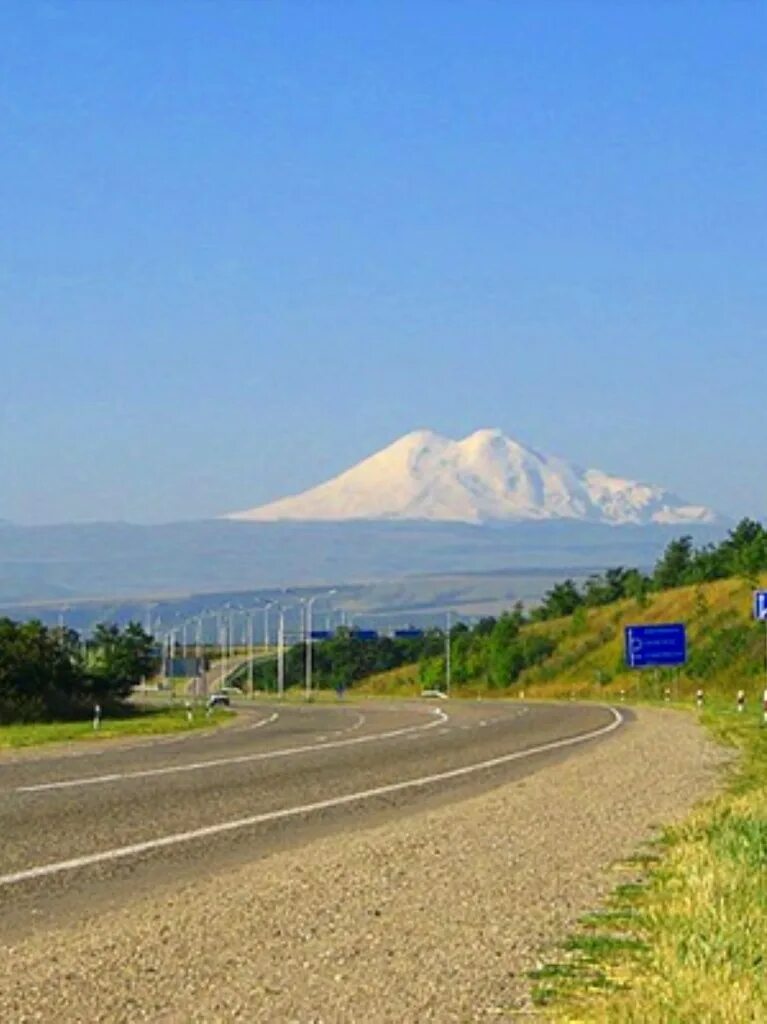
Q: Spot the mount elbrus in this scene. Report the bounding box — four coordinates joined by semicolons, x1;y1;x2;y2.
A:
0;430;723;604
227;429;718;527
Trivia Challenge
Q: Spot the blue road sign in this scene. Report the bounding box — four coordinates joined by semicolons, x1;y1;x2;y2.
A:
753;591;767;622
394;629;424;639
309;630;333;640
625;623;687;668
353;629;378;641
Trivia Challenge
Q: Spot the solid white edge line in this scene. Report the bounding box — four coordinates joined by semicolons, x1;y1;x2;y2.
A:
14;710;448;794
0;707;623;888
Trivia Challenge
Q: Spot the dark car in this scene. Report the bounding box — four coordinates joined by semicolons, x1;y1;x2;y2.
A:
208;693;231;708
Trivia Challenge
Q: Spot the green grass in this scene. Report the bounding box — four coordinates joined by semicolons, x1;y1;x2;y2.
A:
0;704;232;750
533;702;767;1022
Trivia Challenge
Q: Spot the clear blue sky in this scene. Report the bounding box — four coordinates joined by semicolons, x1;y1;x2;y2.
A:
1;1;765;524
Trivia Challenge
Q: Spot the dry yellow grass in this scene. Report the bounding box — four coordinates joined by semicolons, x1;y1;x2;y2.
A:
542;707;767;1023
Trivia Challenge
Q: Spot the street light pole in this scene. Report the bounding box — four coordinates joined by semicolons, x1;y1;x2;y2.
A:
247;611;254;697
305;597;315;701
218;613;227;690
305;589;337;701
228;610;236;662
445;610;452;697
263;602;273;651
277;607;286;698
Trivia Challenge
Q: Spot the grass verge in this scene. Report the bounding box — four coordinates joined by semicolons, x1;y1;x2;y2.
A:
531;699;767;1022
0;705;232;750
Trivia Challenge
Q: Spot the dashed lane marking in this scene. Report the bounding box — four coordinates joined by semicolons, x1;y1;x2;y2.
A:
12;710;448;795
0;708;623;888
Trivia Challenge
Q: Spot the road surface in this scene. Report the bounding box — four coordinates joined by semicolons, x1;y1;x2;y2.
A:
0;698;624;942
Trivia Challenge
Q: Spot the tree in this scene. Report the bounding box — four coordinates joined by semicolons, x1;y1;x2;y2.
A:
87;622;156;701
624;568;651;608
474;616;497;636
539;579;583;619
0;618;84;722
653;536;694;589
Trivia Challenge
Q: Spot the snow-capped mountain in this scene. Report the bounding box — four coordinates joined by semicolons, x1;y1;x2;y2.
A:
227;429;720;526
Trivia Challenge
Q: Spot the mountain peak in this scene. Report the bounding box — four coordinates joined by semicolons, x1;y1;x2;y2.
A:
461;427;505;444
226;429;720;526
394;428;449;448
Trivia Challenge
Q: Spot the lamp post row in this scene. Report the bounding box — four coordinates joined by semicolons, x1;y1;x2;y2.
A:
64;597;458;699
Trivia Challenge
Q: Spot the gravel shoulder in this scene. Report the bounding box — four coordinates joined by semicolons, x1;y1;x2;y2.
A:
1;706;729;1023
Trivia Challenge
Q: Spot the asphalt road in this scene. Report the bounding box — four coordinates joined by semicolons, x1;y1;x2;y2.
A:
0;698;625;942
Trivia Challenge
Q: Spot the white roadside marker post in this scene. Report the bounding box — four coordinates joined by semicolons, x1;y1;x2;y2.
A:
737;689;745;713
93;703;101;731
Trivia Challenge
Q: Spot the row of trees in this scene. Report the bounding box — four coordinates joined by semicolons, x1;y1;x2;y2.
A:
0;619;156;723
242;611;557;694
419;609;556;690
530;518;767;622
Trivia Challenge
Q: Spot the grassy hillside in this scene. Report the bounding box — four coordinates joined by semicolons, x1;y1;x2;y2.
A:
520;573;767;702
359;573;767;703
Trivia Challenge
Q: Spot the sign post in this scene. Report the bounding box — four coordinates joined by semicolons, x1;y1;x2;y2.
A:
752;592;767;721
625;623;687;669
625;624;687;700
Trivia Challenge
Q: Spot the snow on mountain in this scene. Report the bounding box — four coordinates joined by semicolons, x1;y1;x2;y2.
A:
226;429;720;526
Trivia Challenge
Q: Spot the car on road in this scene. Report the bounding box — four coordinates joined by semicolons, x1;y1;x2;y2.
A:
208;693;231;708
420;689;448;699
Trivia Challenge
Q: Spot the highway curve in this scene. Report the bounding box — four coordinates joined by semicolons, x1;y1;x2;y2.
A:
0;699;621;939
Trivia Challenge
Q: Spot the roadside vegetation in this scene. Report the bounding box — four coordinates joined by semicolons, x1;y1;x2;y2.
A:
0;617;156;723
0;703;229;750
531;702;767;1022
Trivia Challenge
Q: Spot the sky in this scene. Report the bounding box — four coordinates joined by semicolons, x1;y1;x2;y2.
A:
1;0;765;525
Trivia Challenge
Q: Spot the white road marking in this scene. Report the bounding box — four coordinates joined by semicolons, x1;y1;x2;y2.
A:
328;711;366;736
13;710;448;794
0;708;623;888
